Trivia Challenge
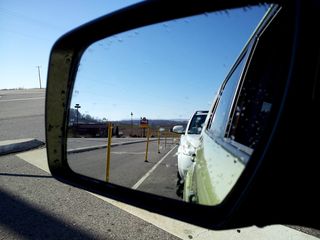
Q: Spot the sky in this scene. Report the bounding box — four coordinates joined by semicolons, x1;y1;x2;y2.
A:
1;1;268;121
0;0;142;89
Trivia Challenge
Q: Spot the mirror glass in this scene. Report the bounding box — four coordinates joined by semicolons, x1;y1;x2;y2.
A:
67;6;269;205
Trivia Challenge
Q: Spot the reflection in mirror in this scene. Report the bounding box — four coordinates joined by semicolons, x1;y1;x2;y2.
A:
67;6;269;205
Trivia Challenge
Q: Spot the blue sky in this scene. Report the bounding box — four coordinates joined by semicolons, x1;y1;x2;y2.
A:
70;5;269;121
1;1;268;121
0;0;141;89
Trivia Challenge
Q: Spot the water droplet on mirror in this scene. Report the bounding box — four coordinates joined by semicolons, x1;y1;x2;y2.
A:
224;10;230;17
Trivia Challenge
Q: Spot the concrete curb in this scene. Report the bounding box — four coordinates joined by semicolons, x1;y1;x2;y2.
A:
0;138;45;156
67;139;158;154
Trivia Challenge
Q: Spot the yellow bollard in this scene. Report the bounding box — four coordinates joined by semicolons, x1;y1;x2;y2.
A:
106;122;112;182
145;127;150;162
164;131;167;149
157;129;161;154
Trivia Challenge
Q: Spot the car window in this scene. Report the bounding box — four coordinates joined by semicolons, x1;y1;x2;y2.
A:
187;114;207;134
226;9;286;152
226;58;274;149
207;49;250;138
206;7;286;160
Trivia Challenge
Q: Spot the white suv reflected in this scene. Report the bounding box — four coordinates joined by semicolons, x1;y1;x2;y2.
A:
174;110;208;195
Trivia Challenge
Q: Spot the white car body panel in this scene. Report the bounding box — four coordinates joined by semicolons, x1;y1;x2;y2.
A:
177;111;208;180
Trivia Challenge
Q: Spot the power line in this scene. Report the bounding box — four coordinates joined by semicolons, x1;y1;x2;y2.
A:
0;7;64;32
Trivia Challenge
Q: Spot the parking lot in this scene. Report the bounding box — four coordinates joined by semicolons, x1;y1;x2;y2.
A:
67;137;181;200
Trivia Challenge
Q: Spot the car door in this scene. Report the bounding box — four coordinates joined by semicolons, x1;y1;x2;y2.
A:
185;6;289;206
184;41;253;205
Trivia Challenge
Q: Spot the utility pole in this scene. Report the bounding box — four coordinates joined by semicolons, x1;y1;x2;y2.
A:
36;66;42;89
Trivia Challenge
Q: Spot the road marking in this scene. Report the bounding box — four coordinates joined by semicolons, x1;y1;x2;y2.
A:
16;148;49;173
16;148;319;240
0;97;45;102
132;145;177;190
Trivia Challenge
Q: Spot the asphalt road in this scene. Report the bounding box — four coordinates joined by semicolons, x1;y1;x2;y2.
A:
0;89;45;141
67;137;156;150
0;153;179;240
68;140;181;200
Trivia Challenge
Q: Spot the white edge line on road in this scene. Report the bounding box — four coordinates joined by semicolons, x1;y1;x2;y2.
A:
0;97;45;102
132;145;177;190
15;148;319;240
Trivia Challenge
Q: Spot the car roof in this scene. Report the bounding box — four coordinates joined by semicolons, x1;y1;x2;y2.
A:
194;110;208;115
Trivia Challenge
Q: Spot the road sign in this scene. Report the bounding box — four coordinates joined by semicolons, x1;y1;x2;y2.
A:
140;117;149;128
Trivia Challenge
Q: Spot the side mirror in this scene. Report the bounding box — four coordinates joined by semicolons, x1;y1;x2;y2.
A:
45;0;320;230
172;125;185;134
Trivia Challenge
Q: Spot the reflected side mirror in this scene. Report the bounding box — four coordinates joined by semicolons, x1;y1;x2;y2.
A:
172;125;185;134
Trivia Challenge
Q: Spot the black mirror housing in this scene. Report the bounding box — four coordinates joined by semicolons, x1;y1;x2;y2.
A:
46;0;320;230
